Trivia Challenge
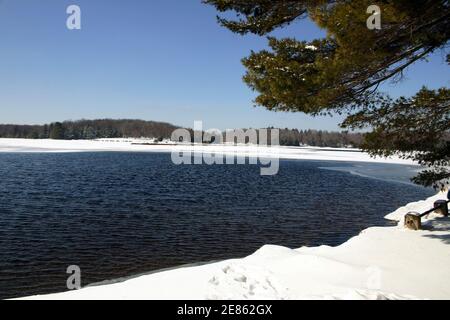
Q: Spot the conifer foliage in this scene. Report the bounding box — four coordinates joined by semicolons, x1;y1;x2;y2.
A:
205;0;450;188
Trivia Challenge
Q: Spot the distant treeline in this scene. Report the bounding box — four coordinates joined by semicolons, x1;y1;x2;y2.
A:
277;128;363;148
0;119;363;148
0;119;179;140
223;128;363;148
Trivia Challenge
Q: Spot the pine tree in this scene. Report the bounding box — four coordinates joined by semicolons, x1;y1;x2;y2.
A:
49;122;65;140
342;87;450;188
205;0;450;188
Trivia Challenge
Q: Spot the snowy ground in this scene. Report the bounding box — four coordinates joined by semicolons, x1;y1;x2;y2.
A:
0;138;414;165
18;191;450;300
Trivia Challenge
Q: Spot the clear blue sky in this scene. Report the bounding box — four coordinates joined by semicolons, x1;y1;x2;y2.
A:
0;0;448;130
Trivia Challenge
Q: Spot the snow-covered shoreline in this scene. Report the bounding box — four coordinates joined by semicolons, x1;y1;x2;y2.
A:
5;138;448;300
18;191;449;300
0;138;414;165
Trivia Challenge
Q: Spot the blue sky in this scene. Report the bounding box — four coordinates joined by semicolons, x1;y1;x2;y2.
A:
0;0;448;130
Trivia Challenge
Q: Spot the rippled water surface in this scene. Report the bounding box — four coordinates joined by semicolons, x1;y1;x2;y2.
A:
0;152;434;299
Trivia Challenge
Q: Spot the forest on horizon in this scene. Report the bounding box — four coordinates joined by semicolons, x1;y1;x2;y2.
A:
0;119;364;148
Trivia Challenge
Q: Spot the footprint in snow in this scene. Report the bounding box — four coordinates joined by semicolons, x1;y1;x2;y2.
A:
206;264;289;300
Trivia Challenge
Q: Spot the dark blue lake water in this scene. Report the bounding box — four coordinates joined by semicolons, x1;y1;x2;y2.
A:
0;152;433;299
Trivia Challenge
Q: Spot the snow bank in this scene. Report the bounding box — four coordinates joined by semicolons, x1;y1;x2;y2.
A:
19;191;450;300
0;138;414;165
385;192;448;225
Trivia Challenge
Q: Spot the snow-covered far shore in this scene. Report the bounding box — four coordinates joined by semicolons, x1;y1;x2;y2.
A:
0;138;414;165
17;191;449;300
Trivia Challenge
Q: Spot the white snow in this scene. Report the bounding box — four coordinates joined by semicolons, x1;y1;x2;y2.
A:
305;45;318;51
0;138;414;165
